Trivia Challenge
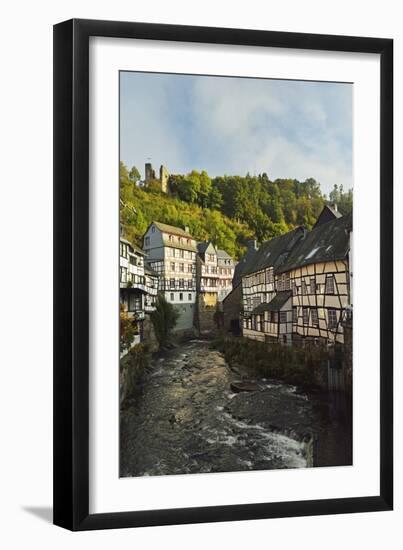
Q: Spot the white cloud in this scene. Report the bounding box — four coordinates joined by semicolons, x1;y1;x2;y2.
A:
120;73;352;194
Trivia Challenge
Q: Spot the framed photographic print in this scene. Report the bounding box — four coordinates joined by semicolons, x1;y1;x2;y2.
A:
53;19;393;530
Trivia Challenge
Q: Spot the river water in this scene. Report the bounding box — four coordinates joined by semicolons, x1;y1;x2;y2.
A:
120;339;351;477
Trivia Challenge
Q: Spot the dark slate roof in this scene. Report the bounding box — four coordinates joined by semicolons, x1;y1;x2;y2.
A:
152;221;194;239
242;227;306;276
276;213;352;274
232;246;259;287
120;237;146;256
252;291;292;314
327;204;342;218
313;204;342;229
216;248;232;260
197;241;215;255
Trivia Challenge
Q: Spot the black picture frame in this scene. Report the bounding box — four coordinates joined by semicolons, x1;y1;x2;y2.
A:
53;18;393;531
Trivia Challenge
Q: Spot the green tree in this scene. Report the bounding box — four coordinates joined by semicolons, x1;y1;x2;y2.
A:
150;295;179;349
208;186;223;210
120;161;134;204
129;165;141;182
329;184;352;215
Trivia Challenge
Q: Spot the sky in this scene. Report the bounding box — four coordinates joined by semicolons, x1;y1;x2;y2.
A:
120;71;352;196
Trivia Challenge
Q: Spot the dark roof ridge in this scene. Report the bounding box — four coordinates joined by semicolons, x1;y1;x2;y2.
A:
276;212;352;273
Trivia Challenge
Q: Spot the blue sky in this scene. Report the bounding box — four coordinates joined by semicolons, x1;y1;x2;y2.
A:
120;71;352;196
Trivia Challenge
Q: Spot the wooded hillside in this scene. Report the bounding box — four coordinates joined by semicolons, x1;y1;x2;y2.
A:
120;161;352;260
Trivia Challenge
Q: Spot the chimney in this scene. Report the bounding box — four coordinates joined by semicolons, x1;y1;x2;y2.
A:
247;239;258;251
331;202;338;212
184;226;190;233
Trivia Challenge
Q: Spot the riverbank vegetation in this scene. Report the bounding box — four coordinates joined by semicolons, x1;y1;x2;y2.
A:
120;304;139;354
150;295;179;349
120;161;353;260
120;343;150;406
212;336;330;389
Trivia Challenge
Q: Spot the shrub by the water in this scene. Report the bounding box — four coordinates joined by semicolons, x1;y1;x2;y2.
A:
150;295;179;349
120;343;150;405
212;336;329;389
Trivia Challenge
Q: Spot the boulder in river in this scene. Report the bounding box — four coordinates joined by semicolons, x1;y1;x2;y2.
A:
230;381;260;393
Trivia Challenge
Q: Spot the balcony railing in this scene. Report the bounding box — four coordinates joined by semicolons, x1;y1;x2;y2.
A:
120;281;147;292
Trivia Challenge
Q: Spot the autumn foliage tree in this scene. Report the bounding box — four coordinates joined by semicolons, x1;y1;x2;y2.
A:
120;304;139;354
119;161;352;260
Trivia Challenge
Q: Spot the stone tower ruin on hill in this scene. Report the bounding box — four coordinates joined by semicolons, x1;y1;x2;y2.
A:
144;162;169;193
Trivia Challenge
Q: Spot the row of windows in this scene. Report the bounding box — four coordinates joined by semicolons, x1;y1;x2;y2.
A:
165;278;195;290
294;275;335;295
202;265;234;276
166;247;196;260
201;278;217;287
169;292;193;302
146;225;196;246
244;268;275;287
248;307;339;331
120;267;146;285
218;279;233;287
243;272;337;296
169;262;194;273
202;265;218;275
120;242;129;259
167;234;194;247
244;275;336;300
294;306;337;328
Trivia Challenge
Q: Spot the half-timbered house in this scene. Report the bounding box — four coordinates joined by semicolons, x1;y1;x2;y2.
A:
119;237;147;345
144;262;159;313
196;241;219;307
241;227;306;343
275;212;352;345
216;249;235;302
195;241;235;332
142;221;197;331
222;240;258;336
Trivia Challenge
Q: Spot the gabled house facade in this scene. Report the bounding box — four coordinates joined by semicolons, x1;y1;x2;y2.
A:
312;203;341;229
142;221;197;331
276;212;352;345
196;241;219;307
241;228;306;344
216;249;235;302
240;212;352;346
196;242;235;306
195;240;235;332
